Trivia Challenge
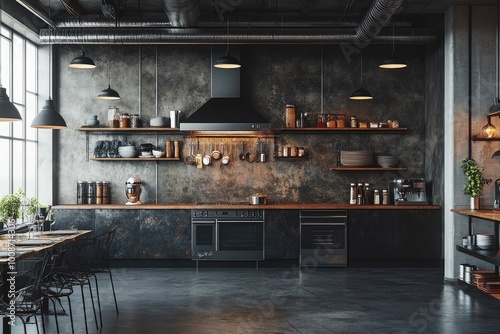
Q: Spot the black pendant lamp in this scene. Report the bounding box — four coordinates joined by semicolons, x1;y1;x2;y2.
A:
31;0;67;129
379;17;407;69
0;4;22;122
214;17;240;69
350;52;373;100
69;50;96;69
31;99;67;129
98;46;120;100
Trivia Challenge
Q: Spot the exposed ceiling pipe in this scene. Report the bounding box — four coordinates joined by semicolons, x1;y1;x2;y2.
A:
15;0;56;28
39;27;436;45
355;0;404;46
161;0;199;27
55;17;374;29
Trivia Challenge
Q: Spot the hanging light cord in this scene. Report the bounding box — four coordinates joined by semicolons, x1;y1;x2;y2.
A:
107;46;111;86
360;52;363;87
392;16;396;53
48;0;52;100
225;16;230;54
496;0;499;100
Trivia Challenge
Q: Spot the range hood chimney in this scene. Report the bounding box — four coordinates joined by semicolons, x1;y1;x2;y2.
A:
180;47;271;131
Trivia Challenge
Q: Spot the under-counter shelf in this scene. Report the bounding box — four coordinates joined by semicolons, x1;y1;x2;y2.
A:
273;127;407;133
456;245;500;267
90;157;180;161
330;167;407;171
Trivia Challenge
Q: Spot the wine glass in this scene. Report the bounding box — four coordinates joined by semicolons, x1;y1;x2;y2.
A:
50;220;56;233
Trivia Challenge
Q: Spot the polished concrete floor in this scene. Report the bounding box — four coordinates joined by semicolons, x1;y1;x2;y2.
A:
9;267;500;334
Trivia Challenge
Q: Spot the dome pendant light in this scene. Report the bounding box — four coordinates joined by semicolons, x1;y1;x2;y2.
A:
31;0;67;129
98;46;120;100
350;52;373;100
69;50;96;69
379;17;407;69
0;4;22;122
214;17;240;69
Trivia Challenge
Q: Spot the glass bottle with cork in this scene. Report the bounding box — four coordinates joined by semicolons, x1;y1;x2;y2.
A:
285;104;296;128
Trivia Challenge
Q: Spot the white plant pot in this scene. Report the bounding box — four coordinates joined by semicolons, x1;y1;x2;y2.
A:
470;197;480;210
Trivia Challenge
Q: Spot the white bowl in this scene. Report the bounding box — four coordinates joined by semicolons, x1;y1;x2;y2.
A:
152;150;165;158
150;116;168;127
119;150;137;158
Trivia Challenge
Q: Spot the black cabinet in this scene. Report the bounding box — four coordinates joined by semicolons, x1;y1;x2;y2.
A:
348;210;393;259
265;210;300;259
392;210;442;259
348;209;442;266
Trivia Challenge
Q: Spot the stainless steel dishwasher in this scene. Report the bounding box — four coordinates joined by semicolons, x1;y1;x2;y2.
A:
300;210;347;267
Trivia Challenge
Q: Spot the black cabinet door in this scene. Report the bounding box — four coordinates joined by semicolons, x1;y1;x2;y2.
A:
265;210;300;259
348;210;393;259
392;210;442;259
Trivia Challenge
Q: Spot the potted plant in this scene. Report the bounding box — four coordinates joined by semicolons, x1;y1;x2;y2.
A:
460;157;492;209
0;189;23;227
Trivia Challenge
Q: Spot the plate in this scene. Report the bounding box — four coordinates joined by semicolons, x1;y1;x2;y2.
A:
15;239;56;246
44;230;79;235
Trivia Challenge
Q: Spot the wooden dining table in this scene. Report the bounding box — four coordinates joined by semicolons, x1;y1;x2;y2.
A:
1;229;92;334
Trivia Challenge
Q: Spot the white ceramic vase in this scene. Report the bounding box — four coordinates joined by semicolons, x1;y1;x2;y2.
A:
470;197;480;210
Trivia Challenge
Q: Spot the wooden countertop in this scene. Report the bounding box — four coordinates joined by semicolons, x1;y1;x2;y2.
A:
451;209;500;222
53;203;441;210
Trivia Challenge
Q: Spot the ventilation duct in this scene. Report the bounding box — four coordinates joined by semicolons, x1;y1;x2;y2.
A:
161;0;200;27
39;27;436;45
355;0;404;46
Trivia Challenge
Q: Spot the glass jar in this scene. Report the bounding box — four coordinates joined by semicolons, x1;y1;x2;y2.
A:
285;104;296;128
130;114;140;128
119;113;130;128
336;114;345;128
108;106;120;128
316;113;326;128
326;115;337;128
350;116;358;128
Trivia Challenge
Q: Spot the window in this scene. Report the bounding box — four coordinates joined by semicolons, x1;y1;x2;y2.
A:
0;23;38;200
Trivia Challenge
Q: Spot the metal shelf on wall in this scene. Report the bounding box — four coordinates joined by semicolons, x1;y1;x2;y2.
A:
90;157;180;161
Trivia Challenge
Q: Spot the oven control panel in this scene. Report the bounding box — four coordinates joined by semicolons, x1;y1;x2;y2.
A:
192;210;264;219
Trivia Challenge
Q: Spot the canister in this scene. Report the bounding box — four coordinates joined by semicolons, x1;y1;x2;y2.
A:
102;181;110;204
350;183;357;205
290;146;298;157
86;181;96;204
285;104;296;128
96;181;103;204
77;181;88;204
298;147;305;157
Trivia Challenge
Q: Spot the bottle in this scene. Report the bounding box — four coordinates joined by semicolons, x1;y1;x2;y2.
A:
357;183;364;200
357;194;363;205
349;183;357;205
382;189;389;205
285;104;296;128
374;190;380;204
166;140;172;158
316;114;326;127
112;107;120;128
174;140;180;158
364;183;371;205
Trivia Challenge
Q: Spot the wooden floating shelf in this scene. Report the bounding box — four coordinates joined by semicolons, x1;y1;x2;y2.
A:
77;127;180;132
274;127;407;132
472;136;500;141
330;167;407;171
90;157;181;161
274;155;307;160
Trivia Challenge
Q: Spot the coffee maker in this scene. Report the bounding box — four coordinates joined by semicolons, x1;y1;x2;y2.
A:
494;179;500;212
125;177;142;205
389;178;432;205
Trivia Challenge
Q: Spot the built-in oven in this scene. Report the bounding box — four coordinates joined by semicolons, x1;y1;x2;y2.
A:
191;209;265;262
300;210;347;267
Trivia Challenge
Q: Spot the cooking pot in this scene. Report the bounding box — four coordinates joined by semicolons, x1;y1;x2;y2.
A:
249;193;269;205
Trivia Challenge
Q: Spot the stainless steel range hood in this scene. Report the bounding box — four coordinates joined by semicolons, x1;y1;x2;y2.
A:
180;47;271;131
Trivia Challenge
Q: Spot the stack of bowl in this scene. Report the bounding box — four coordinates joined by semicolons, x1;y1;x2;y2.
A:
150;116;168;127
340;150;373;167
118;145;137;158
476;234;494;250
377;155;399;168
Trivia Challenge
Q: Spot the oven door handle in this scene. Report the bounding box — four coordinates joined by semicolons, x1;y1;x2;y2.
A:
301;223;345;226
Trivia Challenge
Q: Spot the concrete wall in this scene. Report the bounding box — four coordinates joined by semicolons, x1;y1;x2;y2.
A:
444;5;500;280
51;42;442;207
